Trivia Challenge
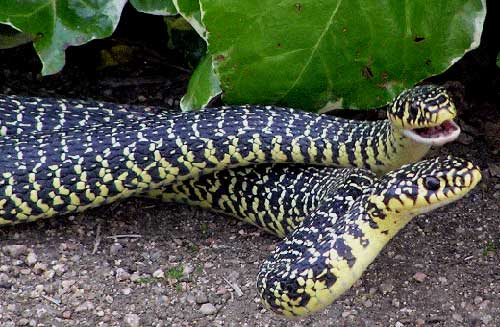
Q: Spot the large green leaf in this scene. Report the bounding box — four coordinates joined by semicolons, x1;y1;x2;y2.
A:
200;0;486;111
173;0;205;38
0;0;127;75
180;54;222;111
130;0;178;15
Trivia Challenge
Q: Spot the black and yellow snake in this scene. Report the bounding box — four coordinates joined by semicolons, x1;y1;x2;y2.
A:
0;85;480;316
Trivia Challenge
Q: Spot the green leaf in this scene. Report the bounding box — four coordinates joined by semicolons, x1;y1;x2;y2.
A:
0;0;127;75
173;0;205;38
200;0;486;111
497;51;500;69
130;0;178;15
181;54;222;111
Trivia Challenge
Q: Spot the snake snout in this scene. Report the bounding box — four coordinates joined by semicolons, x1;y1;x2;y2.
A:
388;85;460;146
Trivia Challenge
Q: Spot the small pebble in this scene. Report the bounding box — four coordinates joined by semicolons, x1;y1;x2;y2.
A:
379;282;394;294
52;264;66;276
25;252;38;266
183;263;194;276
2;244;28;258
479;300;490;310
452;313;463;322
74;301;94;313
0;272;12;289
152;269;165;278
195;292;209;304
199;303;217;315
43;270;55;280
110;243;123;255
105;295;114;304
115;268;131;281
61;279;76;289
438;277;448;285
413;272;427;282
481;314;492;324
124;313;140;327
33;262;47;275
216;286;228;295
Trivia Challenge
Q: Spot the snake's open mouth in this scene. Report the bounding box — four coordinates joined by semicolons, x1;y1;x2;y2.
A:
403;120;460;146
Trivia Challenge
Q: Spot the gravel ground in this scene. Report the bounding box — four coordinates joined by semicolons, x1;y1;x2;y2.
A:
1;12;499;326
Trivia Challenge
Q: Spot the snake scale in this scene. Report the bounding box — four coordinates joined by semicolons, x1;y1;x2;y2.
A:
0;85;480;316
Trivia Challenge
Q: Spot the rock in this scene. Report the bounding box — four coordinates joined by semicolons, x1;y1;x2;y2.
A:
341;310;351;318
452;313;463;322
129;272;141;282
33;262;48;275
473;296;483;305
0;272;12;289
379;282;394;294
52;263;66;276
413;272;427;282
115;268;131;281
216;286;229;295
199;303;217;315
488;163;500;177
43;270;55;280
479;300;490;310
195;292;209;304
481;314;492;324
110;243;123;255
61;279;76;289
152;269;165;278
74;301;94;313
105;295;114;304
2;244;28;258
438;277;448;285
124;313;140;327
183;263;194;276
25;252;38;266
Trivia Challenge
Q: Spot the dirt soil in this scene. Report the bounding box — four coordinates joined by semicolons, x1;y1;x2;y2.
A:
0;8;499;327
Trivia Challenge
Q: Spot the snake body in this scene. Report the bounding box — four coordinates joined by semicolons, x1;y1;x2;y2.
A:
0;85;459;226
0;86;479;317
256;157;480;316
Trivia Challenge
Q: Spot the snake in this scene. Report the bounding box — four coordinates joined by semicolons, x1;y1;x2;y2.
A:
0;85;477;317
0;85;459;226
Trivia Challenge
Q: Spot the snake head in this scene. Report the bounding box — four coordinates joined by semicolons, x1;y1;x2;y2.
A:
387;85;460;146
366;156;481;219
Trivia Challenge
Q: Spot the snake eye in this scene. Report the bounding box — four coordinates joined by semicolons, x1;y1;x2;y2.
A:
424;176;441;190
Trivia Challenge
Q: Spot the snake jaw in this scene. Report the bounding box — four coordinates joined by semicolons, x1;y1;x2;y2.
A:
402;119;461;146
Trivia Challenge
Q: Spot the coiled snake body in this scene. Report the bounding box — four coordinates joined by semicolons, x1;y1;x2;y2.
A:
0;85;479;316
